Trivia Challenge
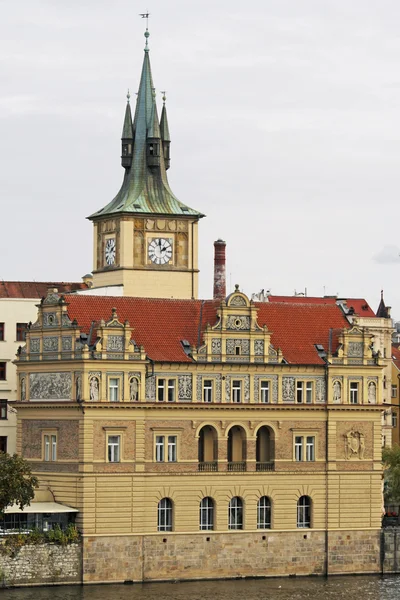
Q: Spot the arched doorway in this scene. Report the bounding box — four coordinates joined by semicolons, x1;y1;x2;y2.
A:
227;426;246;471
198;425;218;471
256;426;275;471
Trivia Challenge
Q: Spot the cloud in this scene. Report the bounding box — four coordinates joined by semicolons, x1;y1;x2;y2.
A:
373;245;400;264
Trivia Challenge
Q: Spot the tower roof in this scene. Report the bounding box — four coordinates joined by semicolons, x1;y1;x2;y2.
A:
160;97;171;142
89;30;203;220
121;93;133;139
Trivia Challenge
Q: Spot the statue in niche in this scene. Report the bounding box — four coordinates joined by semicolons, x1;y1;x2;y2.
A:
90;377;99;401
76;375;81;402
333;381;341;403
20;378;26;401
344;430;365;460
130;377;138;401
368;382;376;404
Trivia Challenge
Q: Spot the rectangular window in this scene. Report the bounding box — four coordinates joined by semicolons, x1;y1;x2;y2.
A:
392;412;398;428
350;382;359;404
0;436;7;453
260;380;270;404
0;363;6;381
167;436;177;462
109;378;119;402
392;385;398;399
155;435;177;462
44;434;57;462
0;400;7;420
108;435;120;462
295;436;303;461
232;380;242;403
297;381;313;403
156;435;164;462
16;323;27;342
0;323;4;341
157;379;176;402
295;436;315;462
203;379;213;403
306;436;315;461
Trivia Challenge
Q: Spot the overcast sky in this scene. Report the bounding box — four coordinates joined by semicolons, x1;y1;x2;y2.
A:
1;1;400;318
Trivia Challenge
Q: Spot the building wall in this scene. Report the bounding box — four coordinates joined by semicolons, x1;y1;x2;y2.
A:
0;298;41;454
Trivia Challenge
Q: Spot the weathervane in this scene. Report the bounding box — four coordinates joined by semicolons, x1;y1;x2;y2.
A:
161;90;167;103
139;12;150;49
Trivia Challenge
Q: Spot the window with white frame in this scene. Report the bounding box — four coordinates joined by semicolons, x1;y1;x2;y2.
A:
296;381;313;403
44;434;57;462
297;495;311;528
257;496;271;529
157;378;176;402
107;435;120;462
392;412;398;428
203;379;213;403
155;435;177;462
392;385;398;399
0;400;7;420
349;381;359;404
231;380;242;403
294;435;315;462
199;497;214;530
109;378;120;402
228;496;243;529
260;380;270;403
158;498;173;531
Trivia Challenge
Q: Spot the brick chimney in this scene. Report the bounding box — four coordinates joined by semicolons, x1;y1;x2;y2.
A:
213;239;226;300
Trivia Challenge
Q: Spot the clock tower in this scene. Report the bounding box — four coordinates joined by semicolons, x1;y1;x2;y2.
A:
88;28;204;299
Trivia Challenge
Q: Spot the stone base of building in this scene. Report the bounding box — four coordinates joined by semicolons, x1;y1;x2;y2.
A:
82;529;381;583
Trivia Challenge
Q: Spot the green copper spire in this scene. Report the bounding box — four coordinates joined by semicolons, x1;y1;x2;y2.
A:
160;93;171;142
89;29;203;219
121;90;133;139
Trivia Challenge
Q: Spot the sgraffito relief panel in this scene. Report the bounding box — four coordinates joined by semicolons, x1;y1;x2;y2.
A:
282;377;295;402
226;339;250;356
146;375;156;400
43;337;58;352
254;340;264;356
348;342;363;357
62;336;72;351
211;339;221;355
178;375;192;401
30;339;40;353
315;377;326;403
226;316;251;330
106;335;124;352
29;372;71;400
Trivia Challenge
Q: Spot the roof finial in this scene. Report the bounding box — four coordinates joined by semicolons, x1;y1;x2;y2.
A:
381;289;384;300
140;12;150;50
127;88;131;103
161;90;167;104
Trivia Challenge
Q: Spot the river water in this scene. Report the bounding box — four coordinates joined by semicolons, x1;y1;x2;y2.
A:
2;576;400;600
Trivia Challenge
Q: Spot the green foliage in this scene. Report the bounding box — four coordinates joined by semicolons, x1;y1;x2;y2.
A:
0;453;38;514
0;525;80;557
382;445;400;502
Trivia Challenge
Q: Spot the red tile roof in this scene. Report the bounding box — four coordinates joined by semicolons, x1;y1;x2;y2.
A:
0;281;87;299
392;345;400;370
64;296;349;365
268;296;375;317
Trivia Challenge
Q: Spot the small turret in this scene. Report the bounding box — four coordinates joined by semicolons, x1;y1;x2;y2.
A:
147;90;161;168
121;90;133;169
160;92;171;170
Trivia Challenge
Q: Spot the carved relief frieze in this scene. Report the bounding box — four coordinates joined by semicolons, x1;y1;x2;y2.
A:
226;315;250;330
229;295;246;307
282;376;295;402
43;312;58;327
106;336;124;352
43;337;58;352
315;377;326;403
344;430;365;460
29;372;71;400
226;339;250;356
145;375;156;400
178;375;192;401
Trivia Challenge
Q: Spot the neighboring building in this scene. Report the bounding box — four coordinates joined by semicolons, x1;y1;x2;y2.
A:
0;281;87;454
391;345;400;446
12;27;394;582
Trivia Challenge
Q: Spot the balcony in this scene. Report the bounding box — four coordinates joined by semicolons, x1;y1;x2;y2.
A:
198;461;218;472
256;461;275;472
228;461;246;472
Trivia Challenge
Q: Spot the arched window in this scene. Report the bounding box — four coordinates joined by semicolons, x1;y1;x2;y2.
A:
199;497;214;530
257;496;271;529
158;498;173;532
297;496;311;528
228;496;243;530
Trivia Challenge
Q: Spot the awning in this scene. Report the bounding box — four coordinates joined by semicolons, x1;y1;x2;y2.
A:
4;502;78;514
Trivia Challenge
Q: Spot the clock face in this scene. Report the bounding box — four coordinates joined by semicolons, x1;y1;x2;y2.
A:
148;238;173;265
105;238;116;265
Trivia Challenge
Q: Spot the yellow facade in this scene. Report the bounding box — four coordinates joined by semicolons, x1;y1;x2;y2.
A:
14;288;390;581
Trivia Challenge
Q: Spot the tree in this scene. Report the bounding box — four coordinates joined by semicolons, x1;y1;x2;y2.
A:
0;453;38;514
382;445;400;503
